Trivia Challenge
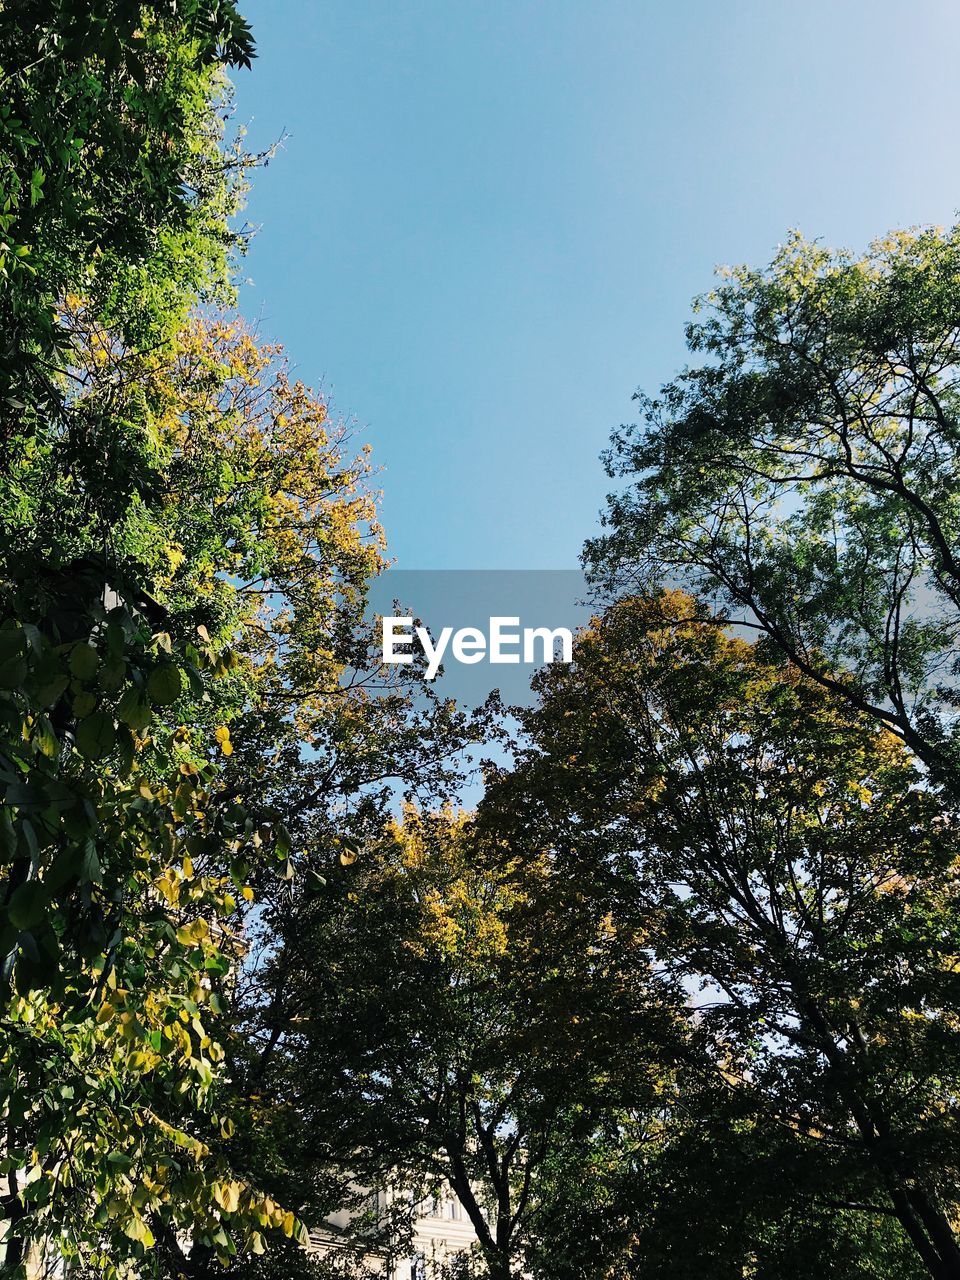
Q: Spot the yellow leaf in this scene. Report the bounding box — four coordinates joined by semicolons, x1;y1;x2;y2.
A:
123;1217;155;1248
213;1180;241;1213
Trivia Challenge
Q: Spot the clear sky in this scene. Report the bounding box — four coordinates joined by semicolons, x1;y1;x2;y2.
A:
232;0;960;569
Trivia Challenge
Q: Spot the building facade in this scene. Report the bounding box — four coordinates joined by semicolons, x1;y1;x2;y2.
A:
309;1184;480;1278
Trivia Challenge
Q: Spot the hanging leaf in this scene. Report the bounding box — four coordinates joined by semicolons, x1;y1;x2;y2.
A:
8;879;50;931
0;656;27;689
69;643;99;681
72;690;97;718
75;711;117;760
148;664;183;707
116;687;152;731
34;717;58;759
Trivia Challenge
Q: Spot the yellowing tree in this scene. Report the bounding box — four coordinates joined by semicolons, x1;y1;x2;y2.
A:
245;806;682;1280
486;591;960;1280
0;308;391;1276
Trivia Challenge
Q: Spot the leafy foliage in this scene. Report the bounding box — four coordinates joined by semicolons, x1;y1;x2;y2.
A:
0;0;254;435
0;157;397;1279
242;808;680;1280
486;591;960;1278
588;227;960;788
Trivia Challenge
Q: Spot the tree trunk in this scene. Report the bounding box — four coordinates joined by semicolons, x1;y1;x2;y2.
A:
483;1255;512;1280
0;1171;26;1276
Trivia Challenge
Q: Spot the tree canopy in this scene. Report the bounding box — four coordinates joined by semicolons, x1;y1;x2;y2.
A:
5;5;960;1277
482;593;960;1278
243;806;682;1280
587;228;960;790
0;5;443;1272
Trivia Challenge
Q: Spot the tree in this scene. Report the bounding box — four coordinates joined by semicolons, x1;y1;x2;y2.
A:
486;591;960;1279
0;0;255;438
0;6;487;1270
0;6;489;1275
243;807;680;1280
587;227;960;789
527;1056;919;1280
615;1077;919;1280
0;3;271;1264
0;298;410;1273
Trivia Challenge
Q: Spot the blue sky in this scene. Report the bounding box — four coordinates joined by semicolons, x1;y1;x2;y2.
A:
233;0;960;569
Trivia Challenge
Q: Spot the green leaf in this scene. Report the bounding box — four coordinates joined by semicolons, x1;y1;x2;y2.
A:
72;690;97;718
75;712;117;760
69;644;99;681
0;625;24;663
0;812;14;861
45;846;83;892
305;869;327;895
122;1215;154;1248
80;840;101;885
105;623;126;660
116;687;151;731
115;724;136;777
147;664;183;707
98;660;126;693
35;674;69;707
8;880;49;931
34;718;58;759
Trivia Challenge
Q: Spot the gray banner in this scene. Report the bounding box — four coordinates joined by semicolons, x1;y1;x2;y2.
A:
365;570;597;707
